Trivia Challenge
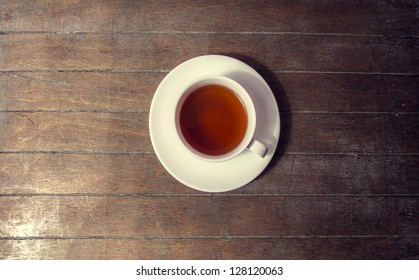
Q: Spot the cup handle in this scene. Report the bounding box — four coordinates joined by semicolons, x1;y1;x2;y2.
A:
247;139;268;158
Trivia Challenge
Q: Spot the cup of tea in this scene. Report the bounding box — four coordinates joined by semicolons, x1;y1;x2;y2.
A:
175;75;268;162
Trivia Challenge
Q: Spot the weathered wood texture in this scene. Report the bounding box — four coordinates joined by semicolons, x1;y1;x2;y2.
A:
1;34;418;72
1;0;417;35
0;154;417;195
1;73;418;112
0;0;418;259
2;237;418;260
0;112;417;153
1;196;417;236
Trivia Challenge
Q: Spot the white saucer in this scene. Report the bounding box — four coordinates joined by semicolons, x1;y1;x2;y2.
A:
149;55;280;192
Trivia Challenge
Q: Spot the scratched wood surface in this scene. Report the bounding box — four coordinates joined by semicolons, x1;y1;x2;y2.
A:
0;0;418;260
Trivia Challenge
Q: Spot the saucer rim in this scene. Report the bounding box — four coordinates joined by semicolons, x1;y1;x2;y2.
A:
149;54;280;192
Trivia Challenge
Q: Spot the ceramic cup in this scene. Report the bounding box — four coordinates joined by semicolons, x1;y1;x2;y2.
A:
175;75;268;162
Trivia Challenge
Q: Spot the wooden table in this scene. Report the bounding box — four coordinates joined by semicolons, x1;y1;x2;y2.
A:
0;0;418;259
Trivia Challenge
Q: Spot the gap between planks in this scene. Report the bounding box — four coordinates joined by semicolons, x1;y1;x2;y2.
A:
1;151;418;156
1;110;417;115
1;235;418;241
0;194;418;198
1;69;418;76
0;30;418;38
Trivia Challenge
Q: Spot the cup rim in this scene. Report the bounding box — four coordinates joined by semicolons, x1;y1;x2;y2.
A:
174;75;256;162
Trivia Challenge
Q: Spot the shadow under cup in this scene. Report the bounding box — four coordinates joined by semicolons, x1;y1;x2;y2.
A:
175;76;258;162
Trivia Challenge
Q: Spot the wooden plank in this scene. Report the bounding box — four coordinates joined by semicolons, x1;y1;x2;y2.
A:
0;72;164;111
0;237;418;259
1;34;418;72
283;113;419;154
0;154;184;195
1;72;418;113
0;0;417;36
0;196;417;237
0;112;150;152
271;73;419;113
0;154;418;195
1;112;417;153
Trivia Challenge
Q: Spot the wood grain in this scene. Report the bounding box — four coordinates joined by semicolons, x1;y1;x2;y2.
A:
0;72;163;111
1;72;418;113
1;0;417;36
0;112;150;152
0;154;418;195
1;237;418;259
1;0;418;260
0;112;417;153
284;113;419;154
0;196;417;237
1;34;417;72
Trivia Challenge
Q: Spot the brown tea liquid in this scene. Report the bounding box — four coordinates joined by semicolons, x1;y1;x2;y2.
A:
180;85;247;156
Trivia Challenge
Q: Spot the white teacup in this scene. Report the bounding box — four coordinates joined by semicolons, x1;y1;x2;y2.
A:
175;75;268;162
